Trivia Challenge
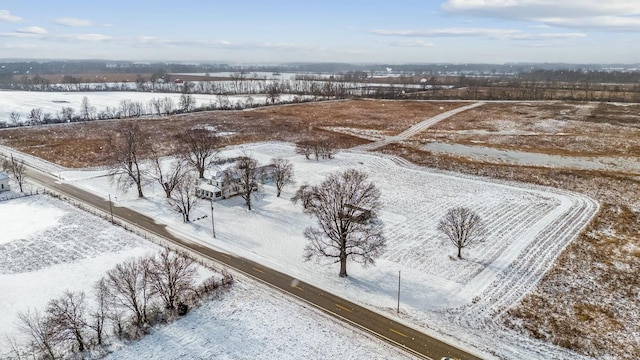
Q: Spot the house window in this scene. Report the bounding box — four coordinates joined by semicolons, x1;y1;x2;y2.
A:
215;191;222;198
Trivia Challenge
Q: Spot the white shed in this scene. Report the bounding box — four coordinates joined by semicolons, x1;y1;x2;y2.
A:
0;171;10;192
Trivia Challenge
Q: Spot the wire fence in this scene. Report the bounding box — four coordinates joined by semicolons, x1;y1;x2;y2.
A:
0;189;40;202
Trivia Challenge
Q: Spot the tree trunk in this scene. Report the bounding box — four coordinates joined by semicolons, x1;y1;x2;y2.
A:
339;238;347;277
458;246;462;259
137;182;144;198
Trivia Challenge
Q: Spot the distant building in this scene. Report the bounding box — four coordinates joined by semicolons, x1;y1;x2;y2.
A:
0;171;10;192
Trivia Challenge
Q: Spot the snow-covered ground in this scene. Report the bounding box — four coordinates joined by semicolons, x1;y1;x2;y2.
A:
0;195;159;349
0;194;418;360
49;142;598;359
0;91;303;124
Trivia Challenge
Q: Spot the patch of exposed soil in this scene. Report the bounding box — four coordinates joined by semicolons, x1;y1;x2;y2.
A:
420;102;640;157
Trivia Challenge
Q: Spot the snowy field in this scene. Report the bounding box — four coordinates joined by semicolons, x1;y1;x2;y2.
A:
46;142;598;359
0;91;303;124
0;194;418;360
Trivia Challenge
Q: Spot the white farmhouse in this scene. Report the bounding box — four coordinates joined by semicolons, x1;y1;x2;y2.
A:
195;164;276;201
0;171;10;192
195;170;242;201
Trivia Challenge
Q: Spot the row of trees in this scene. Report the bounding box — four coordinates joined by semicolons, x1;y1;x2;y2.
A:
292;168;487;277
1;93;318;129
12;249;233;359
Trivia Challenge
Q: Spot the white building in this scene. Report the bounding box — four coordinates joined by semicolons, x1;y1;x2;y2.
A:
0;171;10;192
195;164;276;201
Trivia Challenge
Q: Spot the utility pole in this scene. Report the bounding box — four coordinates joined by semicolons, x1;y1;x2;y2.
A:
210;199;216;238
108;194;114;224
397;270;401;314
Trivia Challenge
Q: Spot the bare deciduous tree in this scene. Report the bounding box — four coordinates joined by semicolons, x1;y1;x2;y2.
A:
17;309;60;360
9;111;21;126
437;207;487;259
179;94;196;112
89;279;109;346
149;249;197;310
150;147;187;198
295;139;335;161
3;155;26;192
295;141;313;160
104;257;152;328
28;108;43;125
46;291;88;352
265;82;281;104
80;96;95;121
108;122;148;198
271;157;294;197
168;174;199;222
292;169;386;277
61;106;74;122
228;155;262;210
179;128;219;178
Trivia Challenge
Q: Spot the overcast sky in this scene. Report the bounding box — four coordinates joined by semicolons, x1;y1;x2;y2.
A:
1;0;639;64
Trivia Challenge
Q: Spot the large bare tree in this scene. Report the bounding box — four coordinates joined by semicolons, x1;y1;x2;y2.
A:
179;128;219;178
292;169;385;277
228;155;262;210
17;309;60;360
90;279;109;346
271;157;294;197
437;207;487;259
108;122;148;198
167;174;199;222
149;249;197;310
150;147;187;198
104;257;152;328
46;291;88;352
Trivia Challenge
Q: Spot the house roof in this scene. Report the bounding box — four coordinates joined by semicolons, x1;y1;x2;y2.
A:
0;172;9;180
197;183;221;192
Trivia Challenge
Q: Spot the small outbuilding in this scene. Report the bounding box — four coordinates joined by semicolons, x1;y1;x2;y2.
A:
0;171;10;192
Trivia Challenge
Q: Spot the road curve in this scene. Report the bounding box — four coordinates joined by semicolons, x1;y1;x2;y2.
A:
23;165;484;360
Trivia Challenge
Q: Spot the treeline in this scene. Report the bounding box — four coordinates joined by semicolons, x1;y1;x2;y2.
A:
517;69;640;84
3;60;640;79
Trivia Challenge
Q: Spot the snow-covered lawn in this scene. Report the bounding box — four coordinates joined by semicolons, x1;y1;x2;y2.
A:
104;279;416;360
0;195;158;350
54;142;597;359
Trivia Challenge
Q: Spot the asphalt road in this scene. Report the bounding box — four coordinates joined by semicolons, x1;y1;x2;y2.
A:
24;166;483;360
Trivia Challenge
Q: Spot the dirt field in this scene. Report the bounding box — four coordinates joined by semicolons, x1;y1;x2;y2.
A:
0;99;638;359
419;101;640;157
